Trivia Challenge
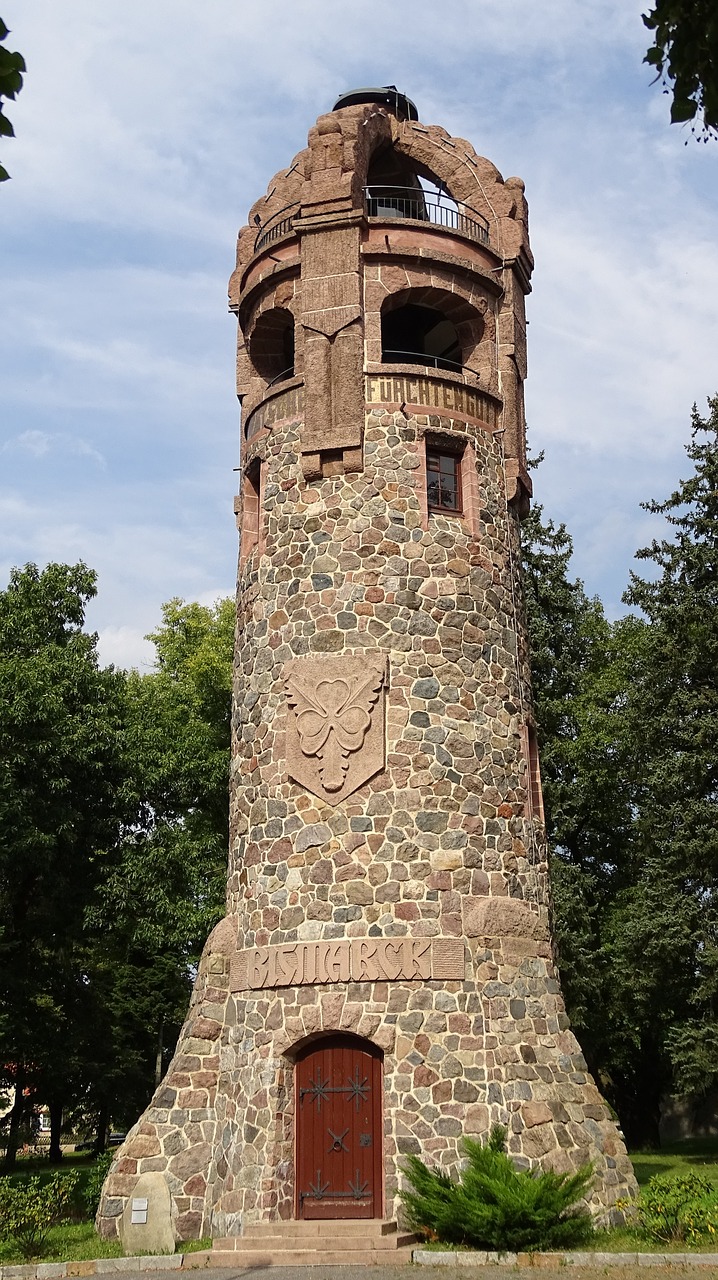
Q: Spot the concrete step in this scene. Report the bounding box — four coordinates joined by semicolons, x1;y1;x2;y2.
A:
215;1232;417;1252
192;1246;416;1267
239;1218;401;1239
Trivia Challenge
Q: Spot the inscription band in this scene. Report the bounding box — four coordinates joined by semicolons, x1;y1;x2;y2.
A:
230;937;464;992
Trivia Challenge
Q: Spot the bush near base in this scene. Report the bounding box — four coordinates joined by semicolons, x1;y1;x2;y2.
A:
400;1124;594;1252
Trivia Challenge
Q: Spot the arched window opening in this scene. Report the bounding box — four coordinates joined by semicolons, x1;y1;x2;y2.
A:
366;145;426;219
365;152;489;245
248;307;295;385
382;302;462;372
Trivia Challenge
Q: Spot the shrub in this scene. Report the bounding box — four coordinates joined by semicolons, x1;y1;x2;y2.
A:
400;1124;594;1252
0;1172;80;1259
634;1171;718;1245
83;1153;113;1221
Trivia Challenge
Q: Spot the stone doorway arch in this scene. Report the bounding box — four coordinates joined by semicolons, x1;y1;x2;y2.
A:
294;1033;383;1219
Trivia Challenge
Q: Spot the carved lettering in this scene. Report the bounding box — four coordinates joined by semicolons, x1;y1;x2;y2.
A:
366;374;498;429
246;386;304;438
354;938;379;982
382;941;404;980
326;941;351;982
231;937;464;991
273;944;299;986
247;946;269;988
314;942;329;985
411;938;433;980
302;942;316;985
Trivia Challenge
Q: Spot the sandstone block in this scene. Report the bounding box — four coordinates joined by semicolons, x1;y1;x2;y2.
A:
463;896;549;940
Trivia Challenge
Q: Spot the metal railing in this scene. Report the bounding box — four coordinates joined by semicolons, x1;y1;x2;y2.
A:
382;349;481;378
254;203;300;253
267;365;295;387
364;186;489;245
252;187;491;254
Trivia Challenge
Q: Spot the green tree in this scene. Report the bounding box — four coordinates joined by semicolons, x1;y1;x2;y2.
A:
520;504;665;1144
0;574;234;1157
0;19;25;181
622;396;718;1100
643;0;718;135
522;402;718;1145
83;597;233;1136
96;597;233;956
0;562;126;1165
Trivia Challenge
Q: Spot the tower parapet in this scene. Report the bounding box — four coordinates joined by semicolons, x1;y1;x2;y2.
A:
98;90;637;1246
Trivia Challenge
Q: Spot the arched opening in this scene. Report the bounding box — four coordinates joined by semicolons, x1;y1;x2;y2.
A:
294;1033;383;1220
380;286;486;376
248;306;295;385
382;302;462;372
366;144;426;218
365;150;489;244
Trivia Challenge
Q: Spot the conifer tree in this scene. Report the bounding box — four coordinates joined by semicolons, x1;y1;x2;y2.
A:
622;397;718;1099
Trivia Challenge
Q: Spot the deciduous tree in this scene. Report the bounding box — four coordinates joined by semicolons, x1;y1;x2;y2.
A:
0;563;125;1165
643;0;718;135
0;19;24;181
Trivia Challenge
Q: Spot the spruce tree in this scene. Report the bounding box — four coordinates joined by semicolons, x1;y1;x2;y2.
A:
622;397;718;1099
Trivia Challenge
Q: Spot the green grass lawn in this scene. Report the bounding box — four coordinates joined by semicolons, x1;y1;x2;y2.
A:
1;1141;718;1264
0;1222;122;1266
631;1139;718;1187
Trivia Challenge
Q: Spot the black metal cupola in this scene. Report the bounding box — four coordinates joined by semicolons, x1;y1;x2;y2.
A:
332;86;418;121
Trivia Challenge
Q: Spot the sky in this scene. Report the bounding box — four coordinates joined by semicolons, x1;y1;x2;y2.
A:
1;1;717;670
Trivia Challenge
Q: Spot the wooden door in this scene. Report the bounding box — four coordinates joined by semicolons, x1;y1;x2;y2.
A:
296;1033;382;1219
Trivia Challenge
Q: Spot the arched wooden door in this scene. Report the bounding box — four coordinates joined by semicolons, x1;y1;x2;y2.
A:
295;1033;382;1219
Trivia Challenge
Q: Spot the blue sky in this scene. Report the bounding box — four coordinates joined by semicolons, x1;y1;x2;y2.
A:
2;1;717;668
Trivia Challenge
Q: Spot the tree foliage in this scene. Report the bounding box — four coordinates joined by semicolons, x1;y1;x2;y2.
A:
523;403;718;1146
81;597;232;1135
622;397;718;1100
0;19;25;181
0;563;126;1164
0;573;232;1158
643;0;718;136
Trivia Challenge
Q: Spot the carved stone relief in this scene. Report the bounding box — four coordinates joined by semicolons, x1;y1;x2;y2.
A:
284;654;387;804
231;937;465;992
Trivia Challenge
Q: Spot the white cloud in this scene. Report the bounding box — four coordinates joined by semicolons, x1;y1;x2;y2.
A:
96;625;155;672
3;429;106;467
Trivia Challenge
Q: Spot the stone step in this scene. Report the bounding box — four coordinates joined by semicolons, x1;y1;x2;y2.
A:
240;1218;401;1238
190;1245;416;1267
216;1231;417;1252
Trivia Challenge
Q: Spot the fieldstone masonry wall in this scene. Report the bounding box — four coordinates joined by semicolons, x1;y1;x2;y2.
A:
98;93;637;1246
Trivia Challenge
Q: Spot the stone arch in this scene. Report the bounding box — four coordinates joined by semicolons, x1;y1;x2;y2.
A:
381;285;485;373
248;306;295;385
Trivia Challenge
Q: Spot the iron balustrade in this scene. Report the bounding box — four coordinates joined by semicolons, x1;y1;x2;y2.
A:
254;203;300;253
381;349;481;378
267;365;295;387
364;186;489;244
252;188;491;254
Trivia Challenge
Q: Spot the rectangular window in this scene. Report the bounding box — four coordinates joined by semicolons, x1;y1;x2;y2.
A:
526;724;545;825
426;444;463;514
239;457;262;565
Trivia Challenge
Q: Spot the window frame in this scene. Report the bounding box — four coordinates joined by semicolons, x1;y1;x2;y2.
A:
425;438;464;516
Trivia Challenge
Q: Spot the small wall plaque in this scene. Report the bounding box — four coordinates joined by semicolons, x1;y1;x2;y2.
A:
131;1197;148;1225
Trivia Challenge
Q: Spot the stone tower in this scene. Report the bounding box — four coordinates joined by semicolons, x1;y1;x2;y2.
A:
98;87;637;1246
